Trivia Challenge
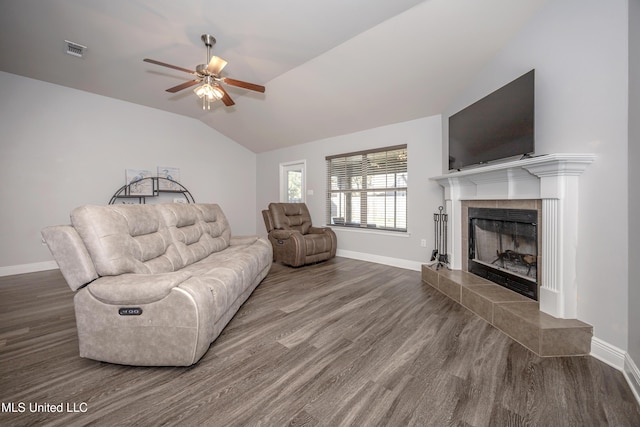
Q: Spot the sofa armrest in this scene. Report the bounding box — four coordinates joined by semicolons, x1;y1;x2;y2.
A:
230;235;260;246
86;271;193;305
42;225;98;291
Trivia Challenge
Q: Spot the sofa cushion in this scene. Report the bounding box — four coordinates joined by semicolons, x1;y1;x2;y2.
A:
194;204;232;243
158;203;231;268
71;205;183;276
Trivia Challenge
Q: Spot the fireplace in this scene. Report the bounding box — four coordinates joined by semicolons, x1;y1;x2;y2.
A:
468;207;538;300
430;154;595;319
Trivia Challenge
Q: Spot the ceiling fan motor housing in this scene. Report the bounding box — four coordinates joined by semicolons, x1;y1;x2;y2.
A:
196;64;209;76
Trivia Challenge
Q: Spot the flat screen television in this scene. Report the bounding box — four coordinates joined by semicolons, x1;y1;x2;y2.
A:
448;70;534;171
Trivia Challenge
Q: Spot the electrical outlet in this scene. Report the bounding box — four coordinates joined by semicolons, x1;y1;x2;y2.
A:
420;239;427;247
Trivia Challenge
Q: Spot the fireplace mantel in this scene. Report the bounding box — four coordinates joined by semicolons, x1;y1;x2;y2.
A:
430;153;595;319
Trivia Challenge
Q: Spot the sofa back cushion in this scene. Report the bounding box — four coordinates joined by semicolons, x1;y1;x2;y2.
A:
71;205;183;276
193;204;232;244
269;203;312;234
158;203;230;267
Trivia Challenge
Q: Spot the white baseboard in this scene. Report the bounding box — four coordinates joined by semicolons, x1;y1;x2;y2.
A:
0;261;58;277
624;352;640;405
336;249;423;271
591;337;626;370
591;337;640;406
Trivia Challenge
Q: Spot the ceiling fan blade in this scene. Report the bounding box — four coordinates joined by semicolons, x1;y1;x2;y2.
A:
143;58;195;75
222;77;266;93
216;85;235;106
207;56;227;75
166;80;200;93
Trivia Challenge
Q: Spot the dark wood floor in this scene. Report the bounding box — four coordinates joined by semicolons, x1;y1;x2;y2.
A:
1;257;639;426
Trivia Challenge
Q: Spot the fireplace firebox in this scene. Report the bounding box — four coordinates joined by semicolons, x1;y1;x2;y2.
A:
468;207;538;300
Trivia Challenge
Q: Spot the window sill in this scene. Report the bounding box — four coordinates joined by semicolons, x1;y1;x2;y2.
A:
326;226;411;238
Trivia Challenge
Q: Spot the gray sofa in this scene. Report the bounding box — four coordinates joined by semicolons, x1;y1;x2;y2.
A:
42;203;272;366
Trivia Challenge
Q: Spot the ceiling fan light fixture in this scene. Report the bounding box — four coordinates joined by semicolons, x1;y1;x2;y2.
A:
194;79;224;110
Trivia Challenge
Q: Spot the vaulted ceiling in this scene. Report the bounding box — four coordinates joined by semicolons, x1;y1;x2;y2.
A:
0;0;548;153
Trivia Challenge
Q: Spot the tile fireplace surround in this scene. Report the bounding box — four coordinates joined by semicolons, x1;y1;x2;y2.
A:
427;154;596;356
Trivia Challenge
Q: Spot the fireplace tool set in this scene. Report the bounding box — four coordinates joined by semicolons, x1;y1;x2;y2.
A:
428;206;450;270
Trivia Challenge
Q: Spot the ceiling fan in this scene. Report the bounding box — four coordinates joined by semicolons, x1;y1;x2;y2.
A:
143;34;265;110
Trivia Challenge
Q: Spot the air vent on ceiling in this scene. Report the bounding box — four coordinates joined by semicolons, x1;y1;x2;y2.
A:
65;40;87;58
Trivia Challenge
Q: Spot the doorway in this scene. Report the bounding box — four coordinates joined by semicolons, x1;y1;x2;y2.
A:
280;160;306;203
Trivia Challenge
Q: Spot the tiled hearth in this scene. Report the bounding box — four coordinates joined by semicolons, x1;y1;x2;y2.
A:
422;265;593;356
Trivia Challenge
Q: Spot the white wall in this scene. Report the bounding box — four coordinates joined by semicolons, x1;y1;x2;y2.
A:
256;116;443;269
0;71;257;272
441;0;630;349
628;0;640;367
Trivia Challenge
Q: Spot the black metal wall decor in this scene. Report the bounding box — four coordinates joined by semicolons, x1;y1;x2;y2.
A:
109;177;195;205
430;206;449;270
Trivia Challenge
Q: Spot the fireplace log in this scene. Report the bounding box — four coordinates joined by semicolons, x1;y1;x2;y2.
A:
492;250;537;276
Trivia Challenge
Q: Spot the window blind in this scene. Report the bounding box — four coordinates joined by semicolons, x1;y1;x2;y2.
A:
326;145;407;232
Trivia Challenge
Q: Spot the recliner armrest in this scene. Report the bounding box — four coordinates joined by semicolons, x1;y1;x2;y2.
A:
268;229;305;266
308;226;333;234
270;229;300;240
308;226;337;259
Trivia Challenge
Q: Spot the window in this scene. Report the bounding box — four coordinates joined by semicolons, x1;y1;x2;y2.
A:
280;160;306;203
326;145;407;232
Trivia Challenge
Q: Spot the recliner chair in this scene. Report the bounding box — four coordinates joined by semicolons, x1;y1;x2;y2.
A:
262;202;337;267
